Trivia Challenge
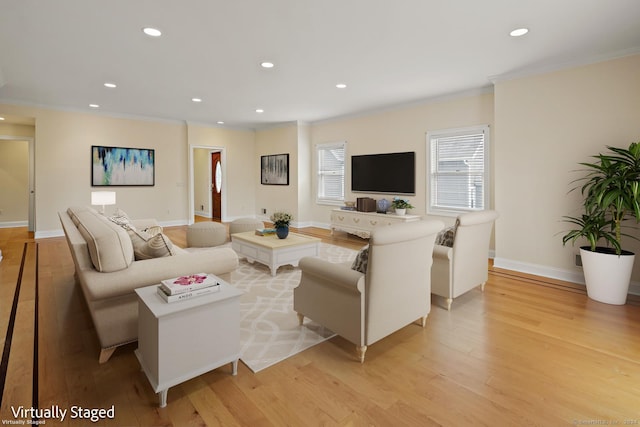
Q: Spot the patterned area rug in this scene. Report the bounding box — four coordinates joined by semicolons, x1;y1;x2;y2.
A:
228;242;358;373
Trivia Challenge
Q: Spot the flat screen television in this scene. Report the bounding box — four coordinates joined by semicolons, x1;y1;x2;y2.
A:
351;151;415;195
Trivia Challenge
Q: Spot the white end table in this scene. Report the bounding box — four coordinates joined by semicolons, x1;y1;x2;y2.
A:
134;279;243;407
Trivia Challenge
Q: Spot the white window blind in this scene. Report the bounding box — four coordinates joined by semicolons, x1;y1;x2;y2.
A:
428;126;489;213
316;142;345;203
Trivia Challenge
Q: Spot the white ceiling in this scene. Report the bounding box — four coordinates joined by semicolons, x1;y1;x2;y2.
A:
1;0;639;129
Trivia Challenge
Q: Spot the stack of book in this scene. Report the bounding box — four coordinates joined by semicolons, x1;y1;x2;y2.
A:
157;273;220;303
255;228;276;236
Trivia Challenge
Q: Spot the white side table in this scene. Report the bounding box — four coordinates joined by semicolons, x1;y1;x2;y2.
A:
134;279;243;407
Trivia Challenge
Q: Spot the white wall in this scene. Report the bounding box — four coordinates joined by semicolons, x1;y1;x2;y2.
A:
493;54;640;285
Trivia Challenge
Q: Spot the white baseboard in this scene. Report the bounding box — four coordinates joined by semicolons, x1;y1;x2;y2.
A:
493;257;640;296
195;210;211;218
0;220;28;228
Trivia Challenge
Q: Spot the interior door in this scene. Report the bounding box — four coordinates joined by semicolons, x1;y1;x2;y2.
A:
211;152;222;221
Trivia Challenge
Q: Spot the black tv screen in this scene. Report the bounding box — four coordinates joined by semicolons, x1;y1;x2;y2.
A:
351;151;415;195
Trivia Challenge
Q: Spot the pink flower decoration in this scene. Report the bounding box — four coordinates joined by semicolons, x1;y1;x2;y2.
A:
173;274;207;286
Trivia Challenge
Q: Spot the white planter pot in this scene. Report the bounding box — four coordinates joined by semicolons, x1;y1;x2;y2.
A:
580;247;634;305
395;208;406;216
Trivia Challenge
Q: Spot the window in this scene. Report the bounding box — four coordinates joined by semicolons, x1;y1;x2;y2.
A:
316;142;346;204
427;126;489;214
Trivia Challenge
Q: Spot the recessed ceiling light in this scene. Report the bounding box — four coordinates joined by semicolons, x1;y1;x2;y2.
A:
104;82;116;88
217;121;225;125
89;104;100;108
192;98;202;103
510;28;529;37
336;83;347;89
0;117;5;121
260;62;274;69
255;109;264;113
142;27;162;37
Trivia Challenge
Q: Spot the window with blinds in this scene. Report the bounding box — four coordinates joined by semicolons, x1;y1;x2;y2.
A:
427;126;489;214
316;142;346;204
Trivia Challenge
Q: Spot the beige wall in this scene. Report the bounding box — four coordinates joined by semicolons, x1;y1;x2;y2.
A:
255;124;300;223
0;140;29;223
193;148;211;215
186;124;256;221
310;91;495;227
493;54;640;286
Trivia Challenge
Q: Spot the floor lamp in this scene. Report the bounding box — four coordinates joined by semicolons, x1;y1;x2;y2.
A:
91;191;116;215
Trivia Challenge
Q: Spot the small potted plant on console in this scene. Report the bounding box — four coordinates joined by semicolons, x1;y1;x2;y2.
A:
391;198;414;216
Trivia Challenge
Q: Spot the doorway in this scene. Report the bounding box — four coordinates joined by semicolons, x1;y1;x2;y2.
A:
211;152;222;221
188;145;226;225
0;136;35;232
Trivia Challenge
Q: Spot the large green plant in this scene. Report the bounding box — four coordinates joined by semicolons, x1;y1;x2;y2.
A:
562;142;640;255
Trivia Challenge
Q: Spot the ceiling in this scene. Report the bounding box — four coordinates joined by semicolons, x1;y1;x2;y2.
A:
1;0;639;130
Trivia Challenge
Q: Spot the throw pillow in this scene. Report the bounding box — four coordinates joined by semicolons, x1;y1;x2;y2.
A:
435;226;456;247
351;245;369;274
142;225;163;236
109;209;135;230
135;233;175;260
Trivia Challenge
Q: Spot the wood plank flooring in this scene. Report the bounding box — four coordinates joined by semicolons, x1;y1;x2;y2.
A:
1;223;639;426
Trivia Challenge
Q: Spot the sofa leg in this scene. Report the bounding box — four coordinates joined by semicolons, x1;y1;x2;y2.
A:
356;345;367;363
99;347;117;364
296;312;304;326
446;298;453;311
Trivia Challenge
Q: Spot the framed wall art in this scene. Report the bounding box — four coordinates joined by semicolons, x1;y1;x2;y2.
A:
92;145;155;186
261;153;289;185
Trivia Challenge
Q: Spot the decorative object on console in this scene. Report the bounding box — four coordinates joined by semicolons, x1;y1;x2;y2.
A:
92;145;155;186
376;198;390;213
261;153;289;185
91;191;116;214
270;211;293;239
356;197;376;212
391;197;414;215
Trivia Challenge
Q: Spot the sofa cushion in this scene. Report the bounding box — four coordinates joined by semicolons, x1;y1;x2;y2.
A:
351;245;369;274
70;207;134;272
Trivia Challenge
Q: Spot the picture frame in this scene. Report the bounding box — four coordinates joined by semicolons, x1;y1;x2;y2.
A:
261;153;289;185
91;145;155;186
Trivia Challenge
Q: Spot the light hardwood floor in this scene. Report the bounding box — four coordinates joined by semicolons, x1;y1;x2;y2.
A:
1;223;639;426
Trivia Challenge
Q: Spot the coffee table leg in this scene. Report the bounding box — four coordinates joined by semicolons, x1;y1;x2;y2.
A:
232;359;238;375
159;389;168;408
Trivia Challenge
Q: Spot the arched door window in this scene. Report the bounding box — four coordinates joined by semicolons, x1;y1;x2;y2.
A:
215;160;222;193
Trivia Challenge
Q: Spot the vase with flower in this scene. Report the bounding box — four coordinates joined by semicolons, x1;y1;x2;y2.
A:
270;211;293;239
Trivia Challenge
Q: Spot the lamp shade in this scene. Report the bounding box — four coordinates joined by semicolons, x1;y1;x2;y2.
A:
91;191;116;206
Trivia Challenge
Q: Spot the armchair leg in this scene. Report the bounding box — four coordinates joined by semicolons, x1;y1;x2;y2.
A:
481;282;486;292
356;345;367;363
99;347;116;364
446;298;453;311
420;314;428;327
296;312;304;326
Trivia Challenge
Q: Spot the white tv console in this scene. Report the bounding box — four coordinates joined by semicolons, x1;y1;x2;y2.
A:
330;208;421;239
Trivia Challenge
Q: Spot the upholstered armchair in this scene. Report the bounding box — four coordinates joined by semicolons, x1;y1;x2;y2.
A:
431;210;499;310
293;220;444;363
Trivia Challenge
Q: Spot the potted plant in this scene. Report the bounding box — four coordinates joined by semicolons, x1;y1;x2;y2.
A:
391;197;414;216
270;211;293;239
562;141;640;304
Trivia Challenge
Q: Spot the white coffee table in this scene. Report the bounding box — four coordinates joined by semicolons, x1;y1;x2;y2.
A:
231;231;321;276
134;278;243;407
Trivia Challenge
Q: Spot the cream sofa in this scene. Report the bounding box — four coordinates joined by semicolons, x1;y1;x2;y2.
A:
59;206;238;363
294;220;444;362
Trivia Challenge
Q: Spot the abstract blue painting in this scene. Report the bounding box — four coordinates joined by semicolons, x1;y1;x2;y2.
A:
92;146;155;186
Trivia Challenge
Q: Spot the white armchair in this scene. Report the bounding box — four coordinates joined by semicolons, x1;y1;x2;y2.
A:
293;220;444;362
431;210;499;310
